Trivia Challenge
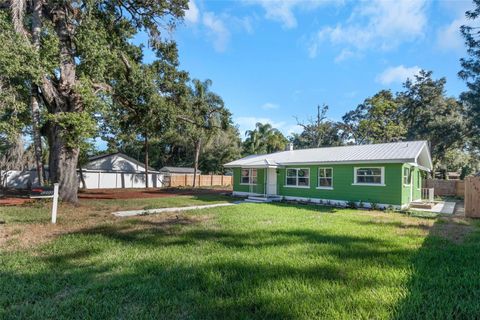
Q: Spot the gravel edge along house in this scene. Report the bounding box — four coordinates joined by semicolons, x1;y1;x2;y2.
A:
224;141;433;209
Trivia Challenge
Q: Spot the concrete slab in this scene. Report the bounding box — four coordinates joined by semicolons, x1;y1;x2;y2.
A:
112;202;238;217
410;201;456;214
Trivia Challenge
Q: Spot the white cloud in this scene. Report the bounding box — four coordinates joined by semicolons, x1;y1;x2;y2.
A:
376;65;421;85
285;124;303;135
437;16;465;51
183;2;255;52
261;102;279;110
245;0;341;29
309;0;428;59
436;3;478;53
334;49;355;63
185;0;199;23
203;12;231;52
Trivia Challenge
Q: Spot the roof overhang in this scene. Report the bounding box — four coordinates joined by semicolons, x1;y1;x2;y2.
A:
275;159;415;166
224;164;278;169
407;162;431;172
414;143;433;172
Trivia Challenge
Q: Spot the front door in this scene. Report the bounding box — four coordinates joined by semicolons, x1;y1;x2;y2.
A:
267;168;277;195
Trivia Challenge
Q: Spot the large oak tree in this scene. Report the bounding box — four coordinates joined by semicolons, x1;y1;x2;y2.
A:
0;0;188;202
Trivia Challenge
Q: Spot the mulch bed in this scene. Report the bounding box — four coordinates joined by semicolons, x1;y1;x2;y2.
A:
0;197;33;206
78;188;232;200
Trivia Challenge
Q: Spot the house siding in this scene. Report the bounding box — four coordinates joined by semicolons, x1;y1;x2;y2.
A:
401;165;425;203
277;163;403;206
232;163;431;206
232;167;265;195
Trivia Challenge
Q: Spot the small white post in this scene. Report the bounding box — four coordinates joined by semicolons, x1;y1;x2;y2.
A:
51;183;59;224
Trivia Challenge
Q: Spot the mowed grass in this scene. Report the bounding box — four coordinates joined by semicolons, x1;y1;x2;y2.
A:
1;199;479;319
0;194;233;224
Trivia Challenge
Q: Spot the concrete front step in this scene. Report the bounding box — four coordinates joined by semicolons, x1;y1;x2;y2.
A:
410;202;435;209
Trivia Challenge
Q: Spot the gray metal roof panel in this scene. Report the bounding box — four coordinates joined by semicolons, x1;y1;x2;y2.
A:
225;141;429;167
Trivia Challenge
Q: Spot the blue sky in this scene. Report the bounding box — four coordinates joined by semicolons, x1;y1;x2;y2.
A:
139;0;473;139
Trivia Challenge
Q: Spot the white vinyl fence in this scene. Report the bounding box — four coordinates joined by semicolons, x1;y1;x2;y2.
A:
80;171;166;189
1;170;167;189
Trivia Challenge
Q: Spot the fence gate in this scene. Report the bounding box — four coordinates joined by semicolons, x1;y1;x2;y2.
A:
465;177;480;218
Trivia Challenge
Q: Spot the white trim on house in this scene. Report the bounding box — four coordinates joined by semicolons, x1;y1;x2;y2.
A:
285;168;310;188
318;167;333;189
403;167;411;187
353;166;385;186
240;168;258;185
414;143;433;171
407;162;431;172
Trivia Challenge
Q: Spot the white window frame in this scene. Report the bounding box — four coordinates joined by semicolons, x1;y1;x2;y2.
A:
240;168;257;185
317;167;333;190
353;167;385;186
403;167;411;186
285;168;310;188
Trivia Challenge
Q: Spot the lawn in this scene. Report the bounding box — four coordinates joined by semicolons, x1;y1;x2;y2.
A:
1;196;479;319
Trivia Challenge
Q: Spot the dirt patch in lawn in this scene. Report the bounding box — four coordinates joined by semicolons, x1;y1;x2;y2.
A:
78;187;231;200
1;203;212;251
430;216;476;244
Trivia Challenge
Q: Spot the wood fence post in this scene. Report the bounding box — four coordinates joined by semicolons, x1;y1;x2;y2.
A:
221;175;224;186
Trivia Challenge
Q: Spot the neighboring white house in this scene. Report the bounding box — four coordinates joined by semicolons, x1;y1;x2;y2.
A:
2;153;167;189
80;153;165;189
159;166;201;175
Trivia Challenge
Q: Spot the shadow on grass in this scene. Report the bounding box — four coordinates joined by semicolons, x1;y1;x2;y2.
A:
393;217;480;319
1;219;415;319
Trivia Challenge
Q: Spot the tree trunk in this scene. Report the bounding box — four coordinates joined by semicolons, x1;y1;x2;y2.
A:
78;163;86;189
49;124;80;203
30;0;45;186
44;5;82;203
31;89;45;186
144;133;149;188
193;138;201;188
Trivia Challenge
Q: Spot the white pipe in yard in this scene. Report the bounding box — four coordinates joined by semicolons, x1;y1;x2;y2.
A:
51;183;59;224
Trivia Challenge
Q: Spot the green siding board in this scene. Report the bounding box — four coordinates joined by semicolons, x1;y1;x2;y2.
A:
278;164;403;206
231;163;426;206
400;164;428;204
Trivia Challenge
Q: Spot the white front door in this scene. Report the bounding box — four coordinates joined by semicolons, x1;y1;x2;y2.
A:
267;168;277;195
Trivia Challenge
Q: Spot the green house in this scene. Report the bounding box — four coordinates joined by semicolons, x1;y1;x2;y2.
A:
224;141;433;209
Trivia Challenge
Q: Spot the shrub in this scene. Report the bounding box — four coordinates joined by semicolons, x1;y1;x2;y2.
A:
346;200;357;209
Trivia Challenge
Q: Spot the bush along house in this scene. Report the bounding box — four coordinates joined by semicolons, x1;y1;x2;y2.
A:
224;141;433;209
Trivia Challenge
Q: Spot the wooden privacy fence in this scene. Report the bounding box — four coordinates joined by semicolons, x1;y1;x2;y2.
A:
168;174;232;188
425;179;464;197
465;177;480;218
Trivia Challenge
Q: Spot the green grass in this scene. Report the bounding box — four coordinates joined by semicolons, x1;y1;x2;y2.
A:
0;194;232;224
1;201;479;319
0;200;53;224
82;194;234;210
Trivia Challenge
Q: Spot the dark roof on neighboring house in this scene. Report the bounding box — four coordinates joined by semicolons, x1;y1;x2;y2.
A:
87;152;157;172
159;166;200;174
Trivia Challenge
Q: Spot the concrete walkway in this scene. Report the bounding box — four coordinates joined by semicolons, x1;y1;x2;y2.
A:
411;201;456;214
112;202;238;217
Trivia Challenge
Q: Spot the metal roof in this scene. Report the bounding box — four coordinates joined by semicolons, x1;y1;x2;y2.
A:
159;166;201;174
87;152;158;172
225;141;432;170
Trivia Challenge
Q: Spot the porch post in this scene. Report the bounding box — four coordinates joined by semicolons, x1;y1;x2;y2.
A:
265;168;268;197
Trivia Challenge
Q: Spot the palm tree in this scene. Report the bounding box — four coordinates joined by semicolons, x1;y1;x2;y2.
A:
182;79;229;187
243;122;287;154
